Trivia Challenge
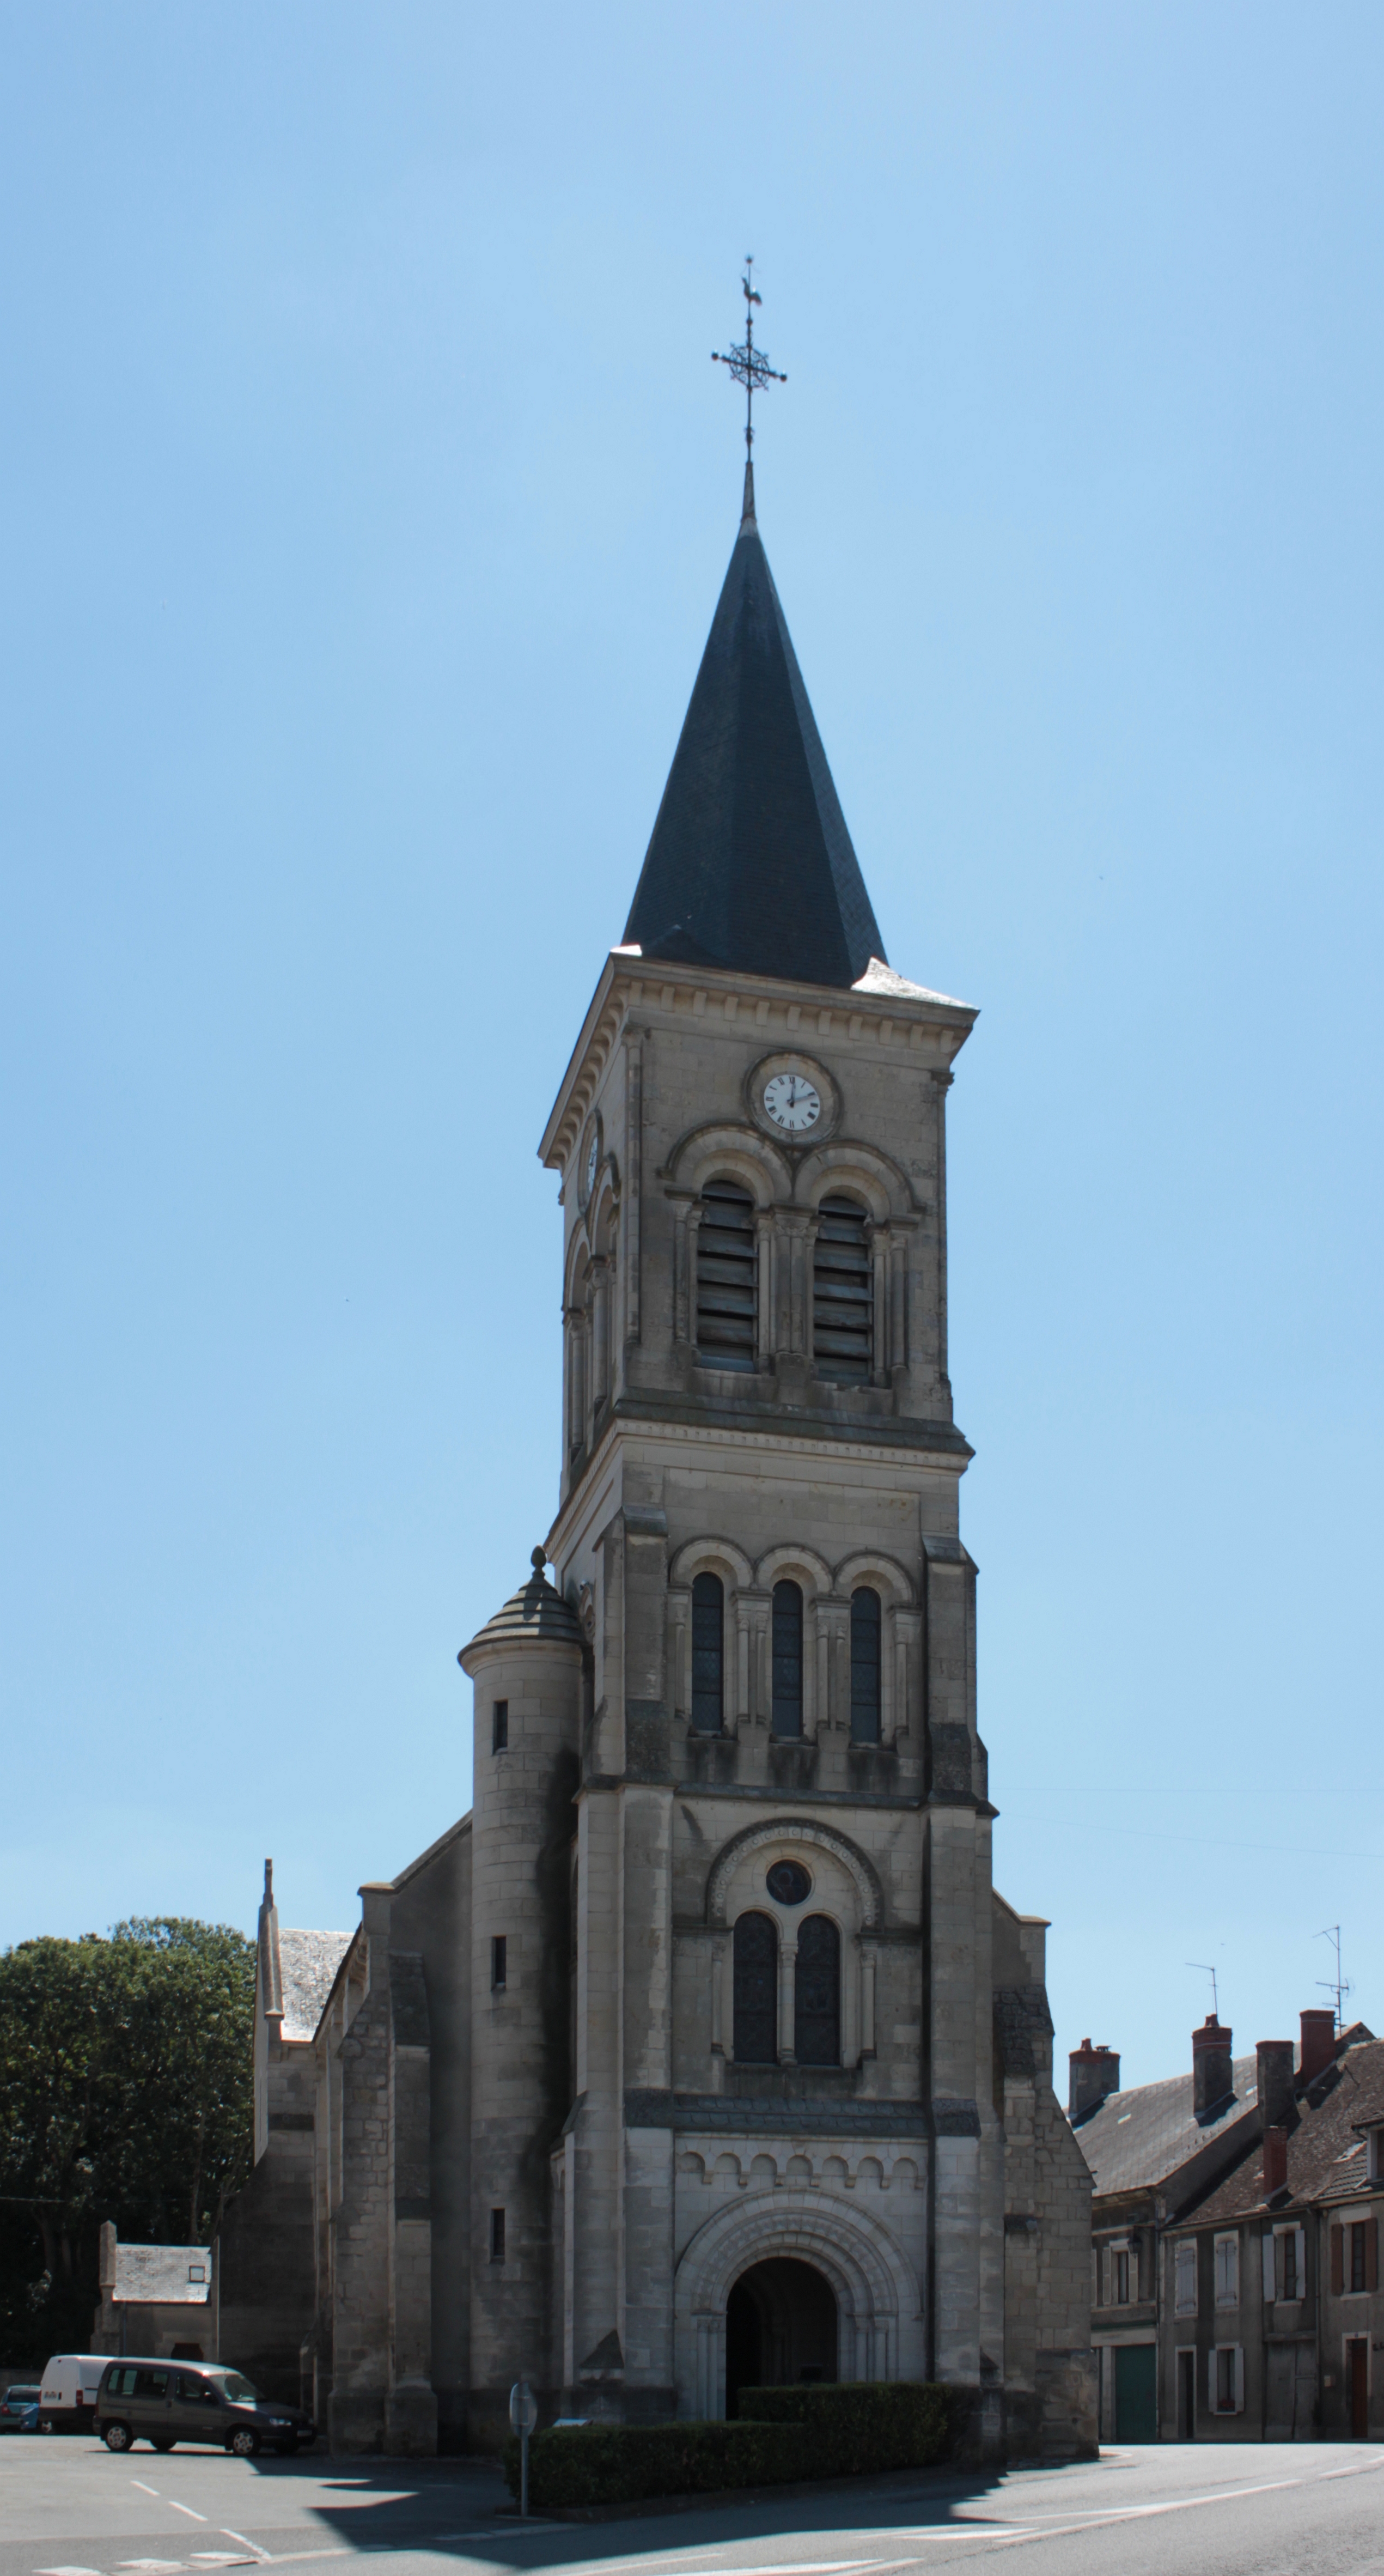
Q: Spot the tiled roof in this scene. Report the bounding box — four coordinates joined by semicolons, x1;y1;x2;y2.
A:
621;470;886;991
1183;2037;1384;2228
114;2244;212;2306
277;1927;351;2043
1075;2052;1260;2196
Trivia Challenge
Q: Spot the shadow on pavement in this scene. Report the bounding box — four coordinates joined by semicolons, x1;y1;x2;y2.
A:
261;2459;1016;2563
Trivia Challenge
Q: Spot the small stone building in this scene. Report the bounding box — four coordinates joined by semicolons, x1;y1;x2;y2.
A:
91;2223;215;2360
217;463;1096;2459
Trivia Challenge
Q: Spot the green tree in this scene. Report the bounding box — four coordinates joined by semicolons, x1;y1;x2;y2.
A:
0;1918;255;2364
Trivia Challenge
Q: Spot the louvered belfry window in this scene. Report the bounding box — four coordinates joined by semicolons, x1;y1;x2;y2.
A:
850;1587;882;1742
691;1571;724;1733
696;1180;757;1370
771;1579;803;1737
794;1916;840;2066
813;1195;873;1381
733;1911;778;2062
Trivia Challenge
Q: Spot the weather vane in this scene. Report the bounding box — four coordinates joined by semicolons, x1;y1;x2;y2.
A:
712;258;786;460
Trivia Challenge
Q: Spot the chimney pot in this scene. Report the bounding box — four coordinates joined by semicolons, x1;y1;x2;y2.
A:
1256;2039;1295;2132
1299;2008;1336;2086
1192;2013;1234;2121
1068;2038;1121;2121
1263;2127;1288;2194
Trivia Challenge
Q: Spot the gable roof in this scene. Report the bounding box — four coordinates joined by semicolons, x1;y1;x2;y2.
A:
277;1927;352;2043
1075;2050;1261;2198
621;471;886;992
114;2243;212;2306
1181;2034;1384;2229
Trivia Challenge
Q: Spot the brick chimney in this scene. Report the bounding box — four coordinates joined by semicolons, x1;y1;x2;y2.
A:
1193;2013;1234;2119
1257;2039;1295;2131
1263;2127;1288;2194
1069;2038;1121;2121
1299;2008;1336;2085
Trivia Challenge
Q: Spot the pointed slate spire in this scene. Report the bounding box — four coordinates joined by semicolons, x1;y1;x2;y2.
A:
622;484;886;989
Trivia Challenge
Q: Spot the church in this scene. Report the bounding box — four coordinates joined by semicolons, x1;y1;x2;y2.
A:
215;448;1096;2463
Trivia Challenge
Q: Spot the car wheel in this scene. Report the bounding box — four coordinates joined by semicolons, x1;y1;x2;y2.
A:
151;2436;175;2452
230;2426;260;2458
103;2422;132;2452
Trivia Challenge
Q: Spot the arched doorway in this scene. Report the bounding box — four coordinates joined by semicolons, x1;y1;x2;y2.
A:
725;2257;837;2415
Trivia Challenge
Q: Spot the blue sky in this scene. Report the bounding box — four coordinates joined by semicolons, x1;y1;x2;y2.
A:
3;3;1381;2089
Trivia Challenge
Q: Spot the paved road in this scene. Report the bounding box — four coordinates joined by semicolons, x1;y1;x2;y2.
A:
1;2440;1382;2576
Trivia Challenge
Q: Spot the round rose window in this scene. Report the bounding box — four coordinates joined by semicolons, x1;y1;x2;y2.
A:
766;1860;812;1906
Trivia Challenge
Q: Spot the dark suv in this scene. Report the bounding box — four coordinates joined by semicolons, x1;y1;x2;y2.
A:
95;2360;316;2457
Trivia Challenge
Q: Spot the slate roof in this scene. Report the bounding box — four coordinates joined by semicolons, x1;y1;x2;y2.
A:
1075;2051;1261;2196
114;2244;212;2306
277;1928;352;2043
460;1556;583;1663
1184;2036;1384;2228
622;471;886;991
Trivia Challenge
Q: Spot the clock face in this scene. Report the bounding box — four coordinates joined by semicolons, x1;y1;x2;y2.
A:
584;1123;600;1201
762;1070;822;1133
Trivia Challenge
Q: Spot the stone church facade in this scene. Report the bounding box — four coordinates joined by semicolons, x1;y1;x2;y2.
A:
216;465;1095;2460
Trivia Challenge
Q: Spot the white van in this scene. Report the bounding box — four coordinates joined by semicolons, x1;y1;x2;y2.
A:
39;2355;108;2433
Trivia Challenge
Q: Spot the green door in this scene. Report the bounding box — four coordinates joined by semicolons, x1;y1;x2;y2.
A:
1114;2343;1157;2441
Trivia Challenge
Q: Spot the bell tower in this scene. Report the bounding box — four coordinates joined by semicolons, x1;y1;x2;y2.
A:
459;331;1094;2452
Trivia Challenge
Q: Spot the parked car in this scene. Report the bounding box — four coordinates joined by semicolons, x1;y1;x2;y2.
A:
0;2384;41;2432
94;2360;316;2457
39;2354;108;2433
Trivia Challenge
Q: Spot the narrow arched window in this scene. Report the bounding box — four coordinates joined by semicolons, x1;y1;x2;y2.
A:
771;1579;803;1739
795;1917;840;2066
696;1180;757;1370
850;1587;882;1743
813;1195;871;1382
691;1571;724;1733
733;1912;778;2063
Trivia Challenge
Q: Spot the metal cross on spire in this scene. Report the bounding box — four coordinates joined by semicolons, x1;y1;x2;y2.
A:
711;258;786;461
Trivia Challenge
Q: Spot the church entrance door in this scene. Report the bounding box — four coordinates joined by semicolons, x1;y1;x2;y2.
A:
725;2257;837;2416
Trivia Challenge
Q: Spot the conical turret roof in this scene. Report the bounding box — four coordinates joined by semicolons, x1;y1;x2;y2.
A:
623;471;885;990
458;1550;582;1669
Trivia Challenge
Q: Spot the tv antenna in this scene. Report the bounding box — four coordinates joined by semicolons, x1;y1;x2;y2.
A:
712;258;787;461
1316;1925;1352;2032
1188;1962;1221;2018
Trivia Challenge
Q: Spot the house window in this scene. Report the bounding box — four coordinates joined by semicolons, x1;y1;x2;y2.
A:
733;1912;778;2063
489;2209;505;2262
1350;2220;1379;2294
696;1180;758;1370
491;1936;507;1991
492;1700;508;1753
1214;2346;1243;2413
691;1571;724;1733
813;1195;872;1381
771;1581;803;1738
1214;2233;1239;2307
794;1917;840;2067
850;1588;882;1743
1111;2249;1131;2305
1174;2241;1197;2317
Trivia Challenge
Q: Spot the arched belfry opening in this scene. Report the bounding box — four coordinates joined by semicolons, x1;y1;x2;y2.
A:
724;2257;838;2414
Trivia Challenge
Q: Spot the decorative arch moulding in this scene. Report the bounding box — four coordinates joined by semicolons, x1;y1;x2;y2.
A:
704;1815;884;1929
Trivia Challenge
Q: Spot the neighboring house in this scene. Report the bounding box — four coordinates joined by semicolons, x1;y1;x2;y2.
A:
90;2221;215;2360
1163;2030;1383;2441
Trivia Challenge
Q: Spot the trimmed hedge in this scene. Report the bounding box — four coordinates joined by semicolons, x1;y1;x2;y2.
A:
501;2384;959;2507
735;2381;958;2476
502;2419;813;2508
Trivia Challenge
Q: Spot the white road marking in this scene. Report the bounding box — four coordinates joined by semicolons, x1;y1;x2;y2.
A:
168;2502;208;2523
219;2540;270;2567
130;2481;161;2496
34;2565;105;2574
117;2562;186;2572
